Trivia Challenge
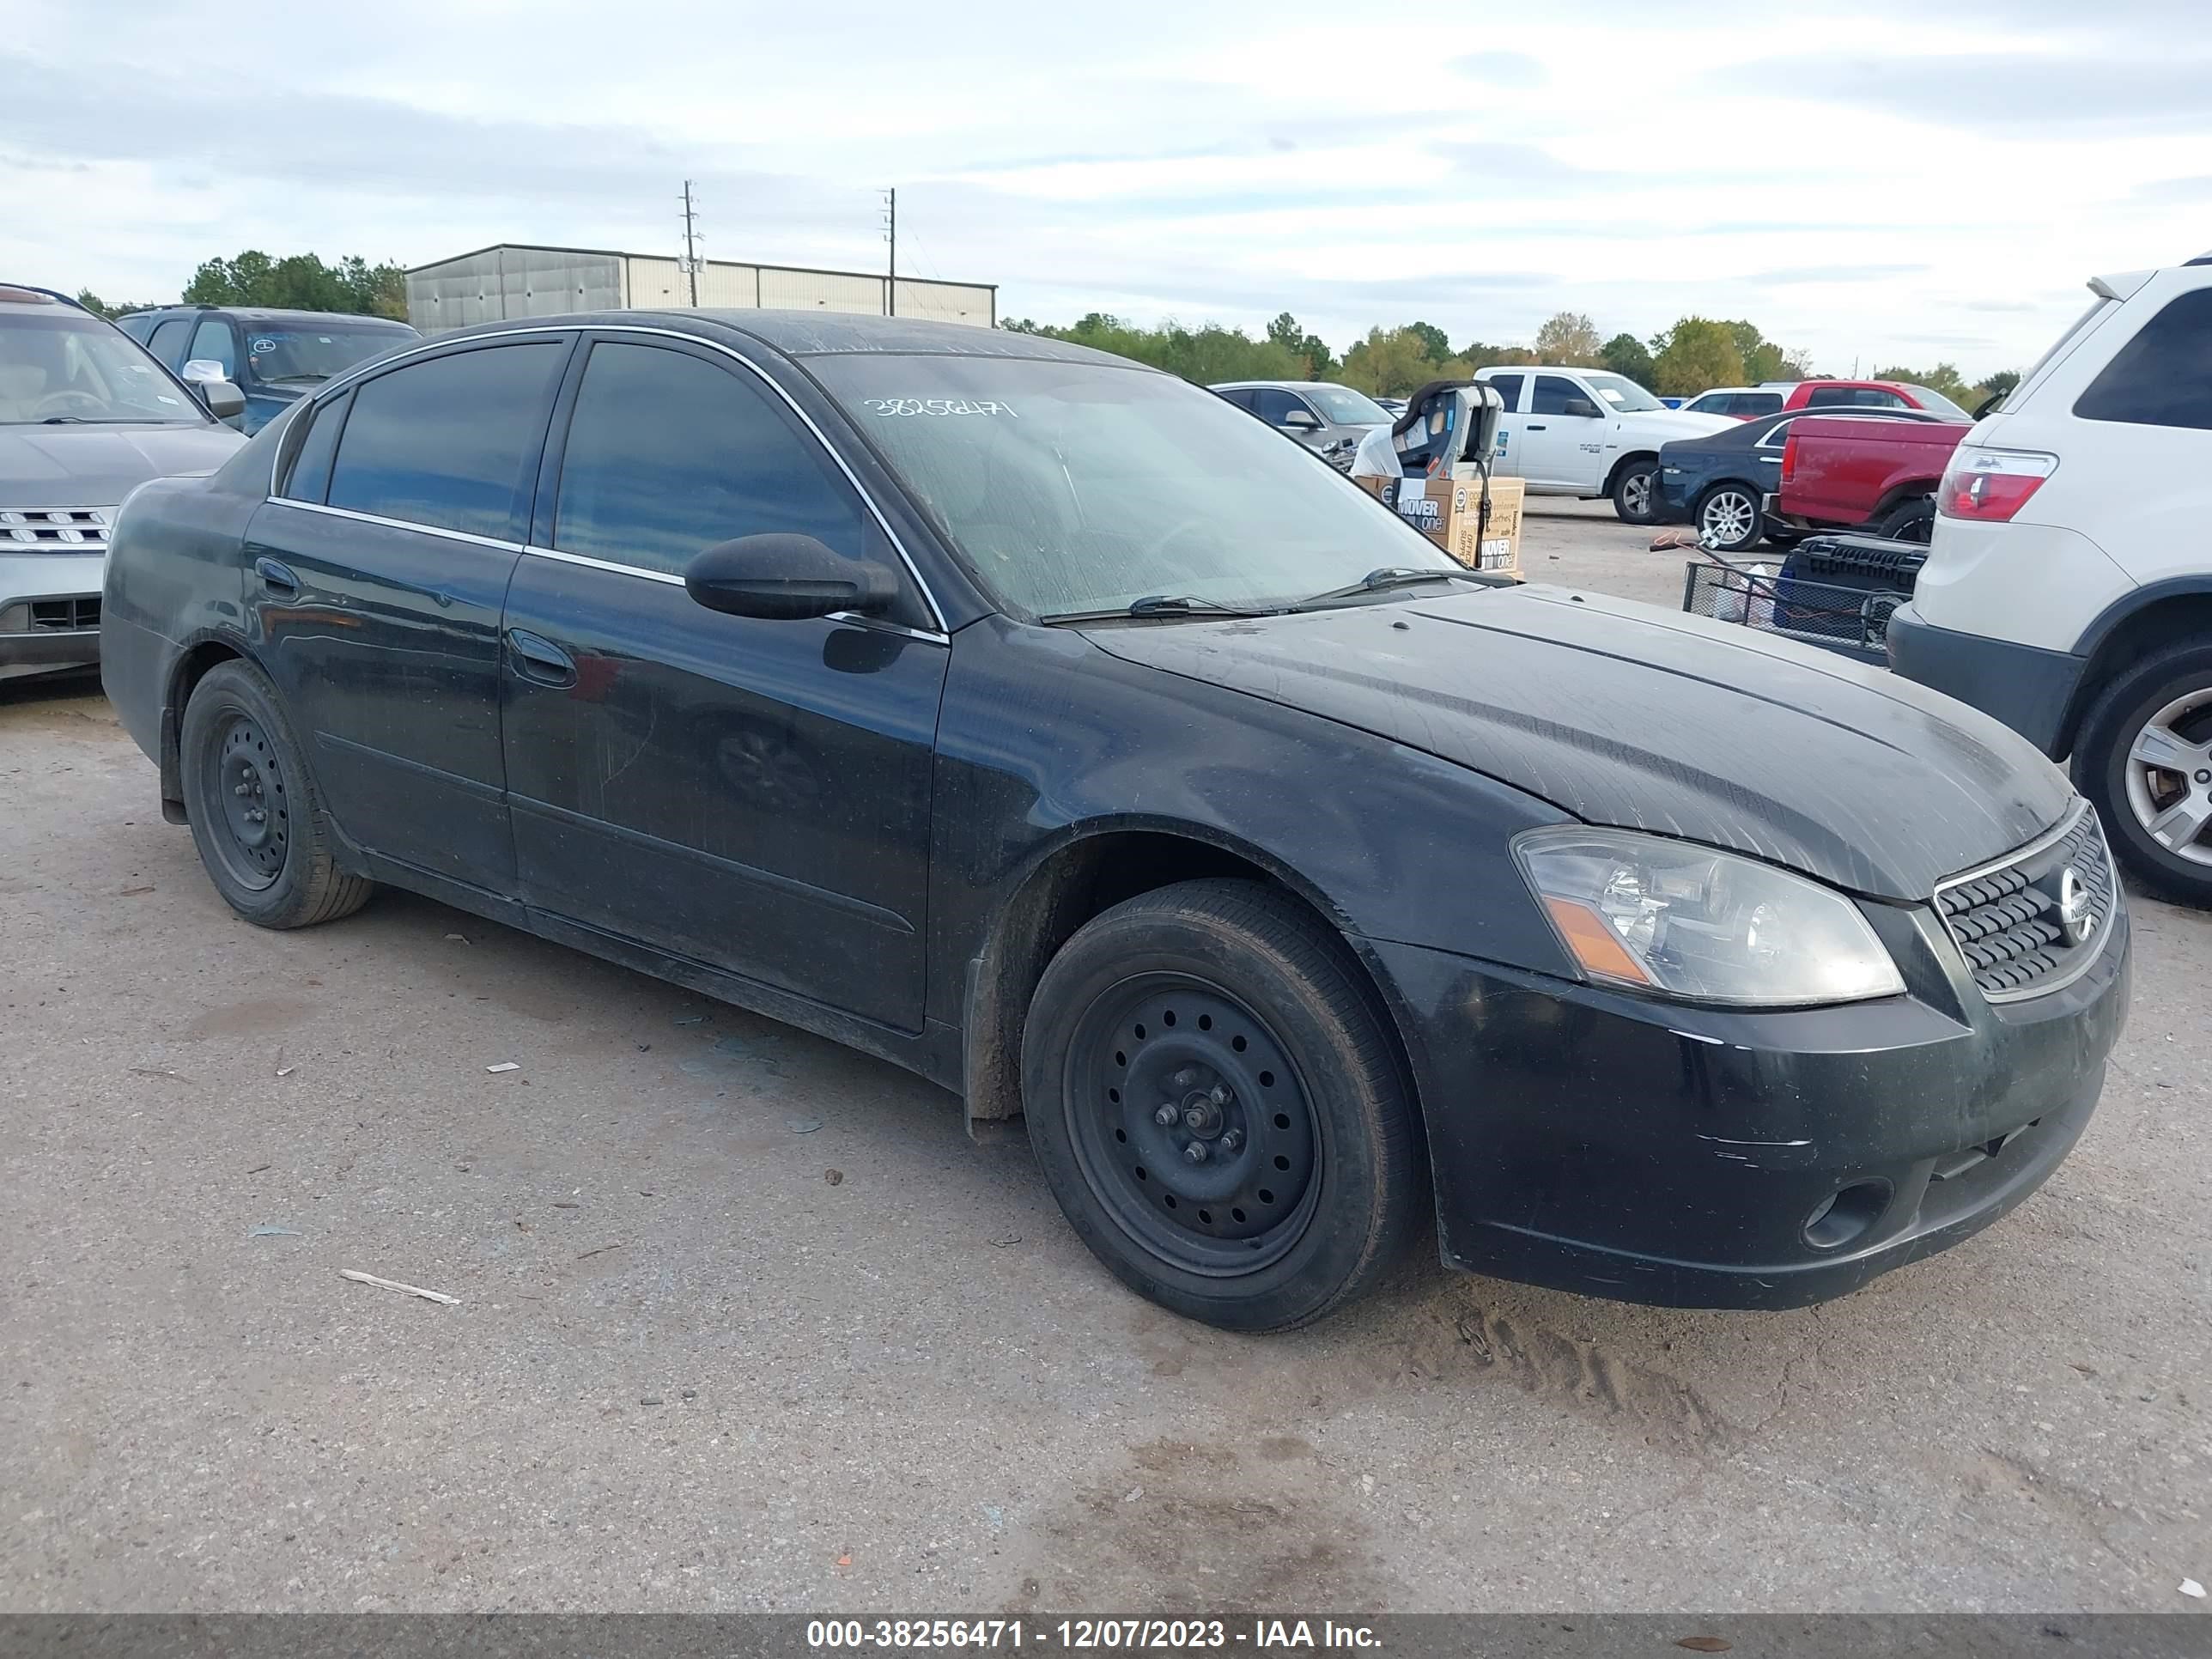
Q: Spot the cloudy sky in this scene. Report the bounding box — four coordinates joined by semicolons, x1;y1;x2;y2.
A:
5;0;2207;376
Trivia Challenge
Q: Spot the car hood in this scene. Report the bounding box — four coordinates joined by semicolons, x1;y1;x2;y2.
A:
0;423;246;507
1626;410;1738;439
1080;585;2073;901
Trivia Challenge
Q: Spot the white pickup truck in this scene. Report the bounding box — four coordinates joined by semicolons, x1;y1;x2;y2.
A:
1474;366;1735;523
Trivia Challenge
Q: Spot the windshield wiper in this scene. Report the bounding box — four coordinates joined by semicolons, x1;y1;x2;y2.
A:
1039;594;1280;625
1289;567;1485;610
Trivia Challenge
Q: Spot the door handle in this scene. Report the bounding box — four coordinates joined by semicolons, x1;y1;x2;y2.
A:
1527;423;1548;431
507;629;577;687
254;556;300;598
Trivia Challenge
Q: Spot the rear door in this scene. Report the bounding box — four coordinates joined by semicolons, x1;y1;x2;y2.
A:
245;332;571;894
1484;373;1528;477
499;331;948;1030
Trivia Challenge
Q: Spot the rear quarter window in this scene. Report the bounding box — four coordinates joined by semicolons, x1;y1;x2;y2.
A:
2073;289;2212;430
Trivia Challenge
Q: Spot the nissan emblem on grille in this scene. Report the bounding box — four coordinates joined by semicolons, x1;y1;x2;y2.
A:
1936;807;2116;1002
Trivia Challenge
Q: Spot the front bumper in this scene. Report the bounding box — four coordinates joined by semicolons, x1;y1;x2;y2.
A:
1;549;105;671
1374;884;2129;1310
1887;602;2087;757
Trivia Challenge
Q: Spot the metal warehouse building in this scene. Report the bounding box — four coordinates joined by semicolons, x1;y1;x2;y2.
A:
404;243;996;335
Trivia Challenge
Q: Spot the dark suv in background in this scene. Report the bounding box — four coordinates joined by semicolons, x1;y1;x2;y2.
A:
120;307;418;434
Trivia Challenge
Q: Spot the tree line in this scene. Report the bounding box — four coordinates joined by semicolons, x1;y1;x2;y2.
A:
74;250;410;323
1003;307;2019;410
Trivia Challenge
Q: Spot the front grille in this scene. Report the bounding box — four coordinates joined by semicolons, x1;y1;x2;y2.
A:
24;595;100;631
1936;807;2118;1002
0;507;110;551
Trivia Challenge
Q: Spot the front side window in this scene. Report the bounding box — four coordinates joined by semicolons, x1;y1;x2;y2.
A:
326;342;564;541
188;319;237;376
2074;289;2212;430
1900;385;1970;420
0;311;205;425
1254;388;1313;427
1532;374;1591;416
553;341;868;580
1304;385;1391;425
809;353;1462;619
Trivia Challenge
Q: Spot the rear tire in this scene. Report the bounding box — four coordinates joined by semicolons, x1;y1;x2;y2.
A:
1021;879;1422;1332
2072;641;2212;906
1612;459;1661;525
179;659;372;929
1874;496;1936;544
1694;482;1765;554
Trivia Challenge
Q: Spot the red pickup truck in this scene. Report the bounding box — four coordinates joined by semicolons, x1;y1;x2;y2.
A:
1771;415;1972;542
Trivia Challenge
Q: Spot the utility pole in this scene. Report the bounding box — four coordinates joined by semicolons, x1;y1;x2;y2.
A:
679;179;702;307
883;187;896;316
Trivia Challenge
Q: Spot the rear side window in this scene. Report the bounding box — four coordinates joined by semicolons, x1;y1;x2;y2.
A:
551;340;867;580
280;390;350;504
1487;373;1524;410
2074;289;2212;430
1740;392;1784;416
1215;387;1256;412
147;318;190;366
327;343;564;542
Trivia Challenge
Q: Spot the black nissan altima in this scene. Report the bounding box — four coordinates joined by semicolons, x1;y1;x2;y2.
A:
101;312;2130;1331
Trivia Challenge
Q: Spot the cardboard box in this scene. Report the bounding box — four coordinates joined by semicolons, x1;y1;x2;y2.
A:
1358;472;1524;579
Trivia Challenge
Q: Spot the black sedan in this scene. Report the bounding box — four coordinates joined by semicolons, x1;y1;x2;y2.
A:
101;312;2128;1331
1656;408;1949;552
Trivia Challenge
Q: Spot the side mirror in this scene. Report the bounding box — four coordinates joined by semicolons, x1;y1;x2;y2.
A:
1280;408;1322;431
684;533;899;622
180;359;246;422
1564;397;1602;419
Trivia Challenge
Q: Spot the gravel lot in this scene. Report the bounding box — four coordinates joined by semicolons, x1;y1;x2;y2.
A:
3;501;2207;1614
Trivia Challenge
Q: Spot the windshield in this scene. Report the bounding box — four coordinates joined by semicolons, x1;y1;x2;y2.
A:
1304;384;1391;425
810;355;1462;617
244;324;413;386
1903;385;1972;421
0;311;204;425
1582;372;1662;412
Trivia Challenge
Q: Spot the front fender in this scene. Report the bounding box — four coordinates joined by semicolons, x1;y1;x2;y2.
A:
927;617;1581;1034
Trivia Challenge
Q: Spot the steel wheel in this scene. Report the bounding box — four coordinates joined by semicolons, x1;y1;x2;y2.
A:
1698;484;1761;551
2122;686;2212;867
198;711;291;890
1065;975;1322;1275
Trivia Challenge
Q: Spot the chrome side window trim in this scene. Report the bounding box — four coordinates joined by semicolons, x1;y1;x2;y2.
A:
262;320;950;634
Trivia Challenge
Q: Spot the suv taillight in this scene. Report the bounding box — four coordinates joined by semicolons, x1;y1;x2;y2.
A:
1938;446;2057;522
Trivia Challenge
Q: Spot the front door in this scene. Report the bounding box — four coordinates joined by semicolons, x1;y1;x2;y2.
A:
246;335;571;893
1520;374;1608;489
499;333;948;1032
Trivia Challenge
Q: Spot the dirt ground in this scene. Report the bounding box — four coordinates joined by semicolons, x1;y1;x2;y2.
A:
2;503;2207;1613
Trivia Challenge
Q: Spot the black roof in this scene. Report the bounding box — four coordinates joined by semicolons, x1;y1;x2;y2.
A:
131;305;418;330
430;309;1144;368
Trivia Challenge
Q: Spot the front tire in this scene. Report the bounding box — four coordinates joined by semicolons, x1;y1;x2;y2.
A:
1022;879;1422;1332
2073;641;2212;905
1694;481;1765;553
179;659;373;928
1874;496;1936;544
1612;459;1661;525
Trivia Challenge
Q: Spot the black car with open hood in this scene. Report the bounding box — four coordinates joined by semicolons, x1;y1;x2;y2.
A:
100;310;2129;1329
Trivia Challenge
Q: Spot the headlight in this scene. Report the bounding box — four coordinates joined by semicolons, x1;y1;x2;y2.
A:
1514;827;1905;1006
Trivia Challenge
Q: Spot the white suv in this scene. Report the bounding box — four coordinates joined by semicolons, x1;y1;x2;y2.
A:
1889;255;2212;903
1474;366;1733;523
